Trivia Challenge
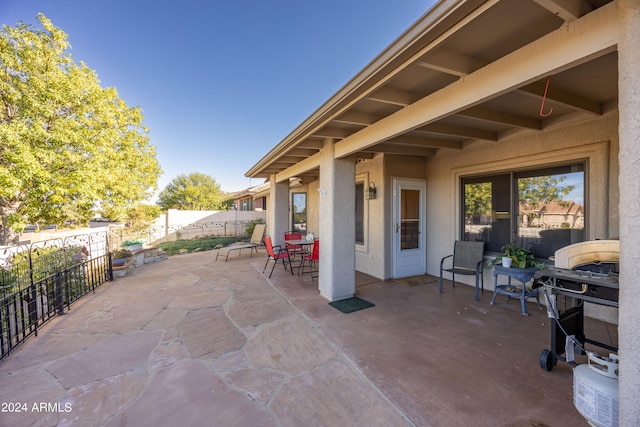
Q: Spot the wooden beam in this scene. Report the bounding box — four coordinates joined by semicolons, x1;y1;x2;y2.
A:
518;80;602;116
415;122;498;141
362;143;436;157
286;148;319;158
457;106;541;130
388;135;463;150
416;47;488;77
311;127;351;139
296;140;324;150
366;86;412;107
333;3;616;159
332;111;377;126
532;0;592;21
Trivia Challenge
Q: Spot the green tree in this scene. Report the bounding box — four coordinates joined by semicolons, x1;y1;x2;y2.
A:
126;203;161;236
464;182;492;221
0;15;161;244
518;176;574;209
156;172;232;210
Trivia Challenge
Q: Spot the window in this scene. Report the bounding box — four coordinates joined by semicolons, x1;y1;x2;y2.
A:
355;183;364;244
462;164;585;259
401;189;420;250
240;198;252;211
291;192;306;233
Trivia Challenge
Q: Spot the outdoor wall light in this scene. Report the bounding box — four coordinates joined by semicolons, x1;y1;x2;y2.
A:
366;182;377;200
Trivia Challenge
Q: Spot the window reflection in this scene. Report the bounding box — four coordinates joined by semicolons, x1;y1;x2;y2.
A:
516;169;584;257
462;165;584;259
401;189;420;250
292;192;306;233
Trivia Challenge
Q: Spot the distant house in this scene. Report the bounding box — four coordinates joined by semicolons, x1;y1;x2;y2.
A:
519;201;584;229
231;180;269;211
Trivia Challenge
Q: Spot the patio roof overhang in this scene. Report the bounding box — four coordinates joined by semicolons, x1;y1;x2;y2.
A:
245;0;617;183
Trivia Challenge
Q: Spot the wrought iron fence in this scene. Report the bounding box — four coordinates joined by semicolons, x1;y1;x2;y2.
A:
144;220;255;245
0;231;112;361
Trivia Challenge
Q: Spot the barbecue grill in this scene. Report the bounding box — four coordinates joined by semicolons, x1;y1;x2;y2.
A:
533;264;619;371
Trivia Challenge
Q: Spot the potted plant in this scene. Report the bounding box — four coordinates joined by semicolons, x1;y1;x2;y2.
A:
122;239;144;252
487;244;544;269
112;248;132;266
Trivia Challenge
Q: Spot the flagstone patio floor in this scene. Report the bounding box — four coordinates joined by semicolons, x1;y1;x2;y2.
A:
0;250;615;426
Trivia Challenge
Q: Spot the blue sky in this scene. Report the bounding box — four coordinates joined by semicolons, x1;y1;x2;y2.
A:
2;0;434;196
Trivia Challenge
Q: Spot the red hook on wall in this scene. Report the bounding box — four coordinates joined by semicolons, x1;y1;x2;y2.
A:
539;76;553;117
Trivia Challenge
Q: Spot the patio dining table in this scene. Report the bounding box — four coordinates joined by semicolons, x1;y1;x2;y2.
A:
285;239;314;266
284;239;314;252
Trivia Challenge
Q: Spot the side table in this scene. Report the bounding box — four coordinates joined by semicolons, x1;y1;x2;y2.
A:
490;265;541;315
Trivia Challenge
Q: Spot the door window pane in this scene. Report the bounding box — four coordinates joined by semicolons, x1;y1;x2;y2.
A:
355;183;364;244
401;189;420;250
292;193;307;233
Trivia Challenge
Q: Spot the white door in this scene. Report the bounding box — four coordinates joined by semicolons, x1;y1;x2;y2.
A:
392;178;426;278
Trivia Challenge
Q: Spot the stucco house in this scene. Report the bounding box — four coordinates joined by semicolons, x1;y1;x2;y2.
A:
231;180;269;211
246;0;639;423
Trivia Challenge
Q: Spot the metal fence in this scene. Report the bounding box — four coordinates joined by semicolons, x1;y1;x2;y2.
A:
1;231;112;361
143;220;255;245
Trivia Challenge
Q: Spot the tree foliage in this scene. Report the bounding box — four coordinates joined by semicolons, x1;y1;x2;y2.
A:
0;15;161;244
156;172;232;211
464;182;492;219
125;203;161;236
465;175;575;228
518;176;574;209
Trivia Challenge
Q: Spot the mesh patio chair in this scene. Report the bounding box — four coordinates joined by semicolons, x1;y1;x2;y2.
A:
263;235;293;278
439;240;485;301
298;238;319;280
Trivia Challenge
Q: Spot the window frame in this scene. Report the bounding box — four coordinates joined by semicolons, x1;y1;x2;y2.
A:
355;172;369;252
460;162;586;259
291;192;307;234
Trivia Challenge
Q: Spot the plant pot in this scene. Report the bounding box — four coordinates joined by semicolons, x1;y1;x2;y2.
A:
113;258;127;267
502;257;513;268
124;243;143;252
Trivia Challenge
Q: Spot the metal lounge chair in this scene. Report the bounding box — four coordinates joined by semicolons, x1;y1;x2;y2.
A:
263;235;293;278
439;240;485;301
215;223;266;262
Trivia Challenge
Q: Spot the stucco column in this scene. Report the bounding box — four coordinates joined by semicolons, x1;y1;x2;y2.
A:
618;0;640;424
318;139;356;301
268;175;289;246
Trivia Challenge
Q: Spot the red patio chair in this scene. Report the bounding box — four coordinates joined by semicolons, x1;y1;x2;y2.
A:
263;235;293;278
284;231;306;259
298;239;319;280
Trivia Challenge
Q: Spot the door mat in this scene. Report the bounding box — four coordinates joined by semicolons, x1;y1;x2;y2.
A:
394;275;439;287
329;297;375;313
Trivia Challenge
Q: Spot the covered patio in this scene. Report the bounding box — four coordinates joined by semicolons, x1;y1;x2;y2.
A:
0;251;615;426
246;1;638;422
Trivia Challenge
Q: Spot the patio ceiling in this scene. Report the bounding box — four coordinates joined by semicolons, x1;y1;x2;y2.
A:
246;0;617;183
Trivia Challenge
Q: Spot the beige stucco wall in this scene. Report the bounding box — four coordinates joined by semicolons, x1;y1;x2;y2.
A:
618;1;640;423
355;156;385;279
283;111;618;286
425;112;619;290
